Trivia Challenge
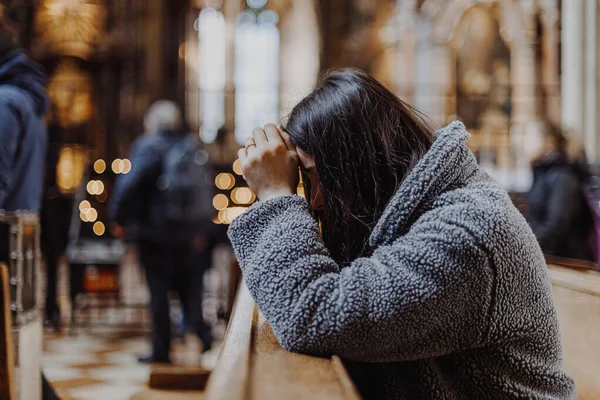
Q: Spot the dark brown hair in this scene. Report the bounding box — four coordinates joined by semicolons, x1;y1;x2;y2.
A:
284;68;435;264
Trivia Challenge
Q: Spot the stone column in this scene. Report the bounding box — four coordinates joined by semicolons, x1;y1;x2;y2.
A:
413;18;433;115
414;19;452;126
279;0;320;116
506;0;538;191
584;0;597;161
560;0;585;133
394;0;417;102
540;4;560;123
509;1;537;126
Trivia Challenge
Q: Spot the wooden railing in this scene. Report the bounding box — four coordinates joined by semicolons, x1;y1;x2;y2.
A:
203;283;361;400
0;263;15;400
206;262;598;400
548;262;600;400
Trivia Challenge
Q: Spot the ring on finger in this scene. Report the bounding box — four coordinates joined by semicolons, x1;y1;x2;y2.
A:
245;137;256;150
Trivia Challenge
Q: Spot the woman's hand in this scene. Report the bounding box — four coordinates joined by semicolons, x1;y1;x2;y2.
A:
238;123;299;202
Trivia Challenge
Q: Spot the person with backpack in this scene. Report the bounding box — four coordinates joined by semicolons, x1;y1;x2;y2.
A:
110;100;214;363
526;121;595;262
0;17;48;212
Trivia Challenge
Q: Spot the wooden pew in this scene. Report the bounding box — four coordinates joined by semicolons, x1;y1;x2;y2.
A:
203;283;361;400
0;263;15;400
548;262;600;399
205;262;598;400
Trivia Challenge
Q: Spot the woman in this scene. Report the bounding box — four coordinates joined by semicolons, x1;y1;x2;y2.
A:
527;122;594;262
229;69;575;399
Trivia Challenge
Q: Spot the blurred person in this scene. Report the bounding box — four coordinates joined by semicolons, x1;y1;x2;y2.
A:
0;18;48;211
41;117;72;330
228;69;575;399
526;121;595;262
110;100;214;364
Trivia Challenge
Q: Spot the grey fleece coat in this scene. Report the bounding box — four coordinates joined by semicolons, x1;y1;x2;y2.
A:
228;121;576;399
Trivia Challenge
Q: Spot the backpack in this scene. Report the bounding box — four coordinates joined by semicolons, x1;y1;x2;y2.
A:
158;135;214;235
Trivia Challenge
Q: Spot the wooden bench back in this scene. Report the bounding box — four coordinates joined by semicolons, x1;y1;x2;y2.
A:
204;283;361;400
548;264;600;399
208;263;598;399
0;264;15;400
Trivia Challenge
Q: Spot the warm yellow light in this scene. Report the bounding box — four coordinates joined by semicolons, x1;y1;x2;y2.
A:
96;181;104;195
56;145;87;194
122;159;132;174
85;208;98;223
86;180;95;195
91;181;98;195
212;216;221;225
79;200;91;212
86;180;104;195
225;207;247;224
231;187;254;205
213;194;229;210
94;159;106;174
215;173;235;190
112;159;125;174
218;209;228;224
93;221;105;236
233;159;243;176
80;212;88;222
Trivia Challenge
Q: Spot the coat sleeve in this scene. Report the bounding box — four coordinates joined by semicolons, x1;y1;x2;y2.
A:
528;170;581;251
109;139;162;225
0;103;21;208
228;195;493;363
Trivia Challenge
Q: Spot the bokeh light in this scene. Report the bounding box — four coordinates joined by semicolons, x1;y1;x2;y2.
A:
112;159;125;174
218;208;228;223
213;194;229;210
215;173;235;190
122;159;132;174
216;207;248;224
85;208;98;223
93;221;105;236
233;159;243;176
231;187;254;204
79;200;91;212
247;0;267;9
94;159;106;174
86;180;104;195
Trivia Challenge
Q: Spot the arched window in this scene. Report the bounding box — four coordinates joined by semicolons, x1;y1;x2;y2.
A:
234;4;280;145
197;7;226;143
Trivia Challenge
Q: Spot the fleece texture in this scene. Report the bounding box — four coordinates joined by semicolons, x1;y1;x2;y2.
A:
228;121;576;400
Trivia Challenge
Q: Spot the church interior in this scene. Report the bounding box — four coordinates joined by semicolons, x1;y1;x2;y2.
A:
0;0;598;399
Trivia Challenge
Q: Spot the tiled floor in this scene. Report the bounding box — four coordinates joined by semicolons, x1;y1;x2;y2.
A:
40;245;232;400
43;330;221;400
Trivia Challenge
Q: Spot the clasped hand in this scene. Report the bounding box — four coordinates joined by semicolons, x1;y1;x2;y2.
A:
238;123;300;202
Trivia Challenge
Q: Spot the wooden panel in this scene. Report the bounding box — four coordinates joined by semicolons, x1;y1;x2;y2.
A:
0;264;15;400
548;264;600;399
203;283;361;400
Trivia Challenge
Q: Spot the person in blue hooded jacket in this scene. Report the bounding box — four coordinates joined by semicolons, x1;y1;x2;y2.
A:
228;69;575;399
0;21;48;211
